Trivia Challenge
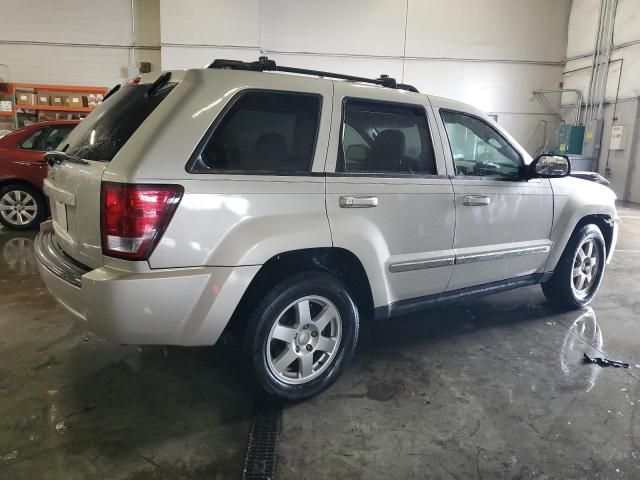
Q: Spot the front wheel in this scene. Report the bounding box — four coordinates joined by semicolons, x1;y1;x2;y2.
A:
245;272;359;401
542;224;606;309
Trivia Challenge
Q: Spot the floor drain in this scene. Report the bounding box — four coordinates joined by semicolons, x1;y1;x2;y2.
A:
241;400;282;480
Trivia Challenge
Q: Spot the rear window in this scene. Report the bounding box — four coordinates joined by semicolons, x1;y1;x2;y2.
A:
60;82;176;162
189;90;321;173
338;99;436;175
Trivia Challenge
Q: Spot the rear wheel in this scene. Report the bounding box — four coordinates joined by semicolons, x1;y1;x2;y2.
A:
245;271;359;400
542;224;606;309
0;184;46;230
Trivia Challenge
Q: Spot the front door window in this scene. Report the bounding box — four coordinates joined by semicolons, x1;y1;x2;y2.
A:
441;111;522;179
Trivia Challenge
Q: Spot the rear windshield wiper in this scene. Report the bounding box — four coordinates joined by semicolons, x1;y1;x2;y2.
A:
147;72;172;96
103;84;121;101
44;150;89;166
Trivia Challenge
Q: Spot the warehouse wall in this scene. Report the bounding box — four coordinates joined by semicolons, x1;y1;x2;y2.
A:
159;0;572;153
561;0;640;201
0;0;161;87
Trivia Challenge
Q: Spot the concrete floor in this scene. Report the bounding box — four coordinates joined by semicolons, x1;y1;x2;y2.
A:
1;205;639;480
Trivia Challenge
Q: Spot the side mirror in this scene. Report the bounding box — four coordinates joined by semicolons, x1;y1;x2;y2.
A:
530;154;571;178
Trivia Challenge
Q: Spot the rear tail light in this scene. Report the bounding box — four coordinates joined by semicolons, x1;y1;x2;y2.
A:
100;182;183;260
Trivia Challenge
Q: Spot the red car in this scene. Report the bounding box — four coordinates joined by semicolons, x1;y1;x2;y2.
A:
0;121;79;230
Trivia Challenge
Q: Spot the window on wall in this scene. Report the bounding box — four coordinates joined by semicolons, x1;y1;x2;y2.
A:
193;91;321;173
338;99;437;175
441;111;522;179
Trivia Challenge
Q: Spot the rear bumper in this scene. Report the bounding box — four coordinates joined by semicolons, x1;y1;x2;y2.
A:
34;228;259;346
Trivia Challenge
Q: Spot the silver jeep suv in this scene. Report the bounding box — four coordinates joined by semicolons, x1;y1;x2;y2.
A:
35;58;618;400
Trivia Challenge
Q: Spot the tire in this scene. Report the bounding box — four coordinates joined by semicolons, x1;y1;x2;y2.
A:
542;224;606;310
0;184;46;231
245;271;359;401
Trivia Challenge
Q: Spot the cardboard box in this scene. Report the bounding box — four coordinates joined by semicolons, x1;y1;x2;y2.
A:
55;113;73;120
65;94;83;108
38;112;56;121
15;92;35;106
36;93;50;106
50;94;64;107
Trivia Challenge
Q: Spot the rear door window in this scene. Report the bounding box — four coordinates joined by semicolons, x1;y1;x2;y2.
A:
338;99;437;175
190;90;322;173
60;82;176;162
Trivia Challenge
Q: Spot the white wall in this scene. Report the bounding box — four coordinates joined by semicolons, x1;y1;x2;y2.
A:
0;0;161;87
1;0;575;155
159;0;572;153
160;0;261;69
561;0;640;201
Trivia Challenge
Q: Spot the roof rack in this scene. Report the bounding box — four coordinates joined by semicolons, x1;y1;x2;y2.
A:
207;56;419;93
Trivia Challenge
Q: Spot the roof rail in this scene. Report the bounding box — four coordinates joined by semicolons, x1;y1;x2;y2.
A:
207;56;419;93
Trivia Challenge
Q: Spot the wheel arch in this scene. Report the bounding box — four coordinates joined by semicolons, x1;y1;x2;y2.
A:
0;177;44;194
224;247;374;337
574;214;614;257
546;212;614;272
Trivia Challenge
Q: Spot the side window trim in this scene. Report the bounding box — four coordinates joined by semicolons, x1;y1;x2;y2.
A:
439;108;524;180
186;88;323;176
335;96;442;178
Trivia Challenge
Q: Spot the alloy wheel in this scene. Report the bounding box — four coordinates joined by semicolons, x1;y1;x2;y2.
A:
0;190;38;227
571;239;601;298
266;295;342;385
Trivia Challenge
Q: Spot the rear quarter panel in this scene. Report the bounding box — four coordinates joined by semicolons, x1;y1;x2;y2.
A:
101;69;335;268
149;175;331;268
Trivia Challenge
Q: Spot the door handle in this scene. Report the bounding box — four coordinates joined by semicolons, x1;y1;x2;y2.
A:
462;194;491;206
339;196;378;208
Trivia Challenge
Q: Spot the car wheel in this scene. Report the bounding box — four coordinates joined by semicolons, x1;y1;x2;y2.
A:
542;224;606;310
0;184;46;231
245;271;359;401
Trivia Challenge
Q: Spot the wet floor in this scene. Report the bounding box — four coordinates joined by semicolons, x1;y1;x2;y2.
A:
1;204;639;479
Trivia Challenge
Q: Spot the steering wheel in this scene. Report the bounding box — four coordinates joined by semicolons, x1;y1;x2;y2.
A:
473;161;501;176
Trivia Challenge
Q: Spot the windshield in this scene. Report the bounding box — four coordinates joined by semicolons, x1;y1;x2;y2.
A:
59;82;176;162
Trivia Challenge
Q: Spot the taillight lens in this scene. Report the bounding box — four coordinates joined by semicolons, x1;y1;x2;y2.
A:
100;182;183;260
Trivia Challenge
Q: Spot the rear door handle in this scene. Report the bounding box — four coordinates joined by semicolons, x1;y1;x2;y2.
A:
462;194;491;206
339;196;378;208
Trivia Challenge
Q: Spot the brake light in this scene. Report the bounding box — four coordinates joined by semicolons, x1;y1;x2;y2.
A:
100;182;183;260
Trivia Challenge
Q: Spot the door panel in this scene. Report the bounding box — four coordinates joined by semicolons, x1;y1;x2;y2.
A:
449;178;553;289
435;107;553;290
327;177;455;305
325;84;455;308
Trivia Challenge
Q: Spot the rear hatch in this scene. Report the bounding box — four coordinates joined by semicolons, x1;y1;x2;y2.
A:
45;75;178;269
